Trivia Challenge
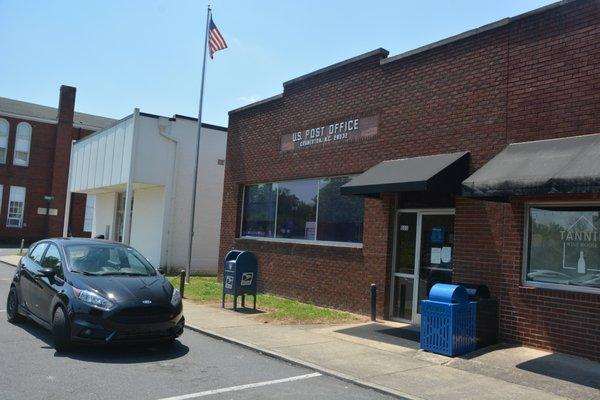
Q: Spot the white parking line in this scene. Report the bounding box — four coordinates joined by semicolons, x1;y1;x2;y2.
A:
0;310;6;313
157;372;322;400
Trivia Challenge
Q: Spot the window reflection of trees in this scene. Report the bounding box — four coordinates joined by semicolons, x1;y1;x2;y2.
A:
528;208;600;288
41;256;61;269
242;184;276;238
242;177;364;244
317;177;363;243
276;183;317;240
529;219;564;270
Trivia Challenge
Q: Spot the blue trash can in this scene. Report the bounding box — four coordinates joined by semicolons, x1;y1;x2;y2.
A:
420;283;476;356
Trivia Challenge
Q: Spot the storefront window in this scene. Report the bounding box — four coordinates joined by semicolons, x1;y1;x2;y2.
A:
526;205;600;292
241;183;277;238
241;176;364;244
276;180;318;240
317;177;363;243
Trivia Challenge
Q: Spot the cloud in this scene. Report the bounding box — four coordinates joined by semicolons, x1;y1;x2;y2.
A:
237;95;260;104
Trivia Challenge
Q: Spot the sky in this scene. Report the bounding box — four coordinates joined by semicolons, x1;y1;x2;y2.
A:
0;0;557;127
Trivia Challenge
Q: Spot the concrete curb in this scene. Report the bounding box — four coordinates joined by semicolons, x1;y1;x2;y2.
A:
0;259;18;267
185;323;423;400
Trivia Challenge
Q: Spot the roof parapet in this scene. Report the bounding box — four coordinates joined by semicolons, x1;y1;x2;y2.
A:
229;93;283;115
228;49;388;115
283;48;389;87
382;0;575;66
171;114;228;131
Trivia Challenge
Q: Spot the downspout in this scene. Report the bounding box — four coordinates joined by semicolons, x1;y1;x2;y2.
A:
157;117;179;269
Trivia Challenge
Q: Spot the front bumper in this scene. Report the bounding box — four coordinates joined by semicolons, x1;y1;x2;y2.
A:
69;301;184;344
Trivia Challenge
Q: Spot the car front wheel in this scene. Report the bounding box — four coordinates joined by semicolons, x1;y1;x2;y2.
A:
52;306;72;352
6;287;23;323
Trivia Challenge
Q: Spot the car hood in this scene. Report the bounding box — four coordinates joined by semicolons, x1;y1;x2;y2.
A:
69;274;173;304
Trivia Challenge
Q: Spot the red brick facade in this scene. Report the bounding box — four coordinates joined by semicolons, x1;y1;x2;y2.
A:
220;0;600;360
0;86;96;244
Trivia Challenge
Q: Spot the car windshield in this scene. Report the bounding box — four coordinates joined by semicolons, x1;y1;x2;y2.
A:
64;243;157;277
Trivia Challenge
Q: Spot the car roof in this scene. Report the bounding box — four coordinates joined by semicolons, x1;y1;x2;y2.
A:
41;237;125;247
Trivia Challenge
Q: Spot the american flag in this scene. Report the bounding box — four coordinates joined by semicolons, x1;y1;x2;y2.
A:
208;17;227;59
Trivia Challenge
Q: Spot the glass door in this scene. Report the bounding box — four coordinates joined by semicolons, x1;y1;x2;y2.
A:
390;209;454;323
390;212;419;321
414;212;454;323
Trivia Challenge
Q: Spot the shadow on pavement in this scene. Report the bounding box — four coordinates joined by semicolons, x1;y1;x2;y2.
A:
334;323;420;349
228;307;265;315
458;342;518;360
457;343;600;391
14;318;190;364
516;353;600;390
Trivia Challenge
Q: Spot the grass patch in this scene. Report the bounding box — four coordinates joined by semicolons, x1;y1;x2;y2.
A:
255;293;362;324
167;276;222;303
167;275;363;324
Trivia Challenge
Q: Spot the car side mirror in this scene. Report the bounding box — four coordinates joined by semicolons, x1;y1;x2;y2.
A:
38;267;56;278
157;266;166;275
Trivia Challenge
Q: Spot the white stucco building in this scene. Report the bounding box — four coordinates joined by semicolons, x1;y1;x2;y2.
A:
64;109;227;274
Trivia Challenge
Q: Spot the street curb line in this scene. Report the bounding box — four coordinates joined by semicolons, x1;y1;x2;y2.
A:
184;323;423;400
0;259;18;267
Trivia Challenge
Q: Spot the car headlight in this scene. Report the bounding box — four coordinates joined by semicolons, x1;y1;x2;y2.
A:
171;288;181;307
73;288;115;311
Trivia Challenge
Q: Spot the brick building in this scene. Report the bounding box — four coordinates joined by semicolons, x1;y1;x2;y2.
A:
220;0;600;360
0;86;115;244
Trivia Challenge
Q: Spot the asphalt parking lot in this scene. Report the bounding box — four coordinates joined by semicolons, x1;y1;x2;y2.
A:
0;262;396;400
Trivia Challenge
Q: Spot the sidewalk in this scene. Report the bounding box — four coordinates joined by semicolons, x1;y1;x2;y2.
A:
183;301;600;400
0;254;22;267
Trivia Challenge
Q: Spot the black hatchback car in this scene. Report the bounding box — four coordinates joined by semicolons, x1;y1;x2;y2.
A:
6;238;184;351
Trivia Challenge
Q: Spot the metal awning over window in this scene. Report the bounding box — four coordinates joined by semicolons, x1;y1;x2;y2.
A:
340;151;470;197
462;133;600;200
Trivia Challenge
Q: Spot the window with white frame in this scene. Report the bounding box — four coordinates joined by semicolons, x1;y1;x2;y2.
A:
13;122;31;166
0;119;8;164
241;176;364;244
7;186;26;228
525;204;600;293
83;194;95;232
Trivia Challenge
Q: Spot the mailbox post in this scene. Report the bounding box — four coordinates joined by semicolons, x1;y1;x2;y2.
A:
222;250;258;311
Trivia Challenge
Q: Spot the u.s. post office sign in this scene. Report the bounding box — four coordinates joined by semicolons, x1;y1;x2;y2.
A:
280;115;379;152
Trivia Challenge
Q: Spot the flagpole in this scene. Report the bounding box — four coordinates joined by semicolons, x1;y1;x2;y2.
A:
187;4;212;283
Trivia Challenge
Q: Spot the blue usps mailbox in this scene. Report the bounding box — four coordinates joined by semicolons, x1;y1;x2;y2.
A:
420;283;476;356
222;250;258;311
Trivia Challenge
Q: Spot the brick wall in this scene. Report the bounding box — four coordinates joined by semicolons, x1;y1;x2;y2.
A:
221;0;600;360
0;87;95;244
455;194;600;359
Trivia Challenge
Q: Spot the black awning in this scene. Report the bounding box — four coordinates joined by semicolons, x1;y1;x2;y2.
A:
462;133;600;200
340;151;470;197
